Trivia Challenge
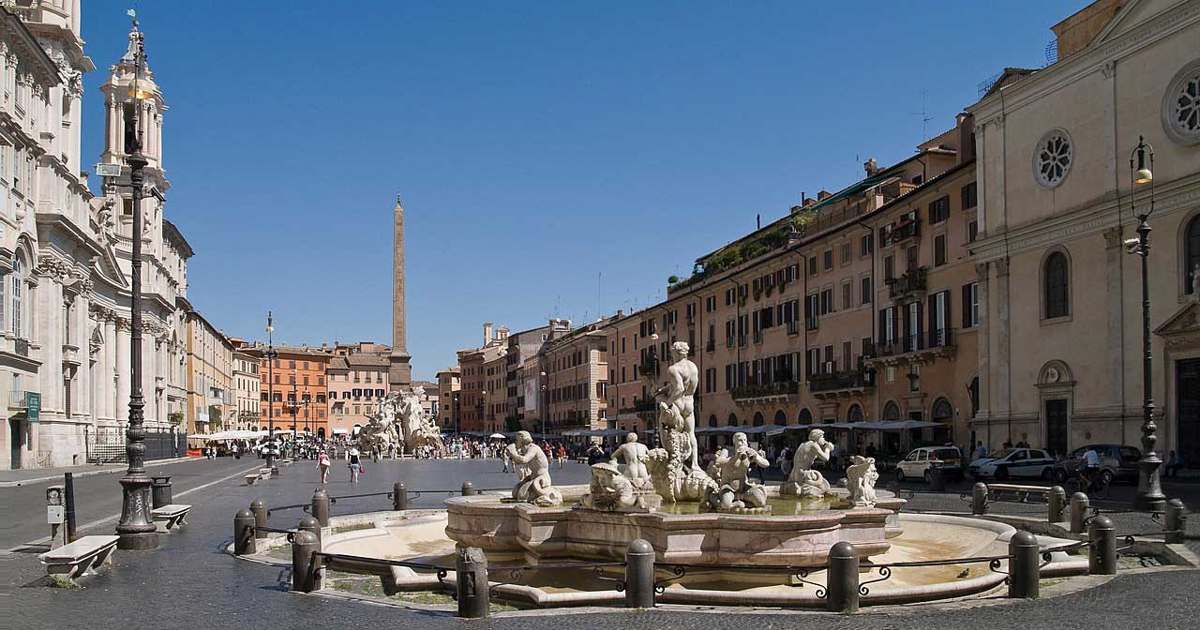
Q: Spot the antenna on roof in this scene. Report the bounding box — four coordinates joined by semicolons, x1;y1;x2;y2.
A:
911;89;933;142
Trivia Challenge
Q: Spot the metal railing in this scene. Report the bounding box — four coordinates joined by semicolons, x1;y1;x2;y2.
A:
808;370;874;393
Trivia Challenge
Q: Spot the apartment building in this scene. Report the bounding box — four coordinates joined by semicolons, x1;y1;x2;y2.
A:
326;342;390;435
503;320;569;432
185;310;234;435
244;345;330;437
543;317;612;433
456;323;508;433
435;367;460;432
230;346;260;431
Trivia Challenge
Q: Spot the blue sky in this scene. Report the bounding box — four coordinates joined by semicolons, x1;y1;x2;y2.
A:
80;1;1080;380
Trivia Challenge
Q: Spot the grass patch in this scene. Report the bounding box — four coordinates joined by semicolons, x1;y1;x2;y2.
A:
47;575;81;589
267;544;292;561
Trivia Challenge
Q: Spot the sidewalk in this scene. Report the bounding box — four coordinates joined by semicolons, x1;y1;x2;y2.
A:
0;456;200;487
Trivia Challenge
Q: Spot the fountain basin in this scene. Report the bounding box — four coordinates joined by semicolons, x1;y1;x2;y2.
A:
445;484;904;567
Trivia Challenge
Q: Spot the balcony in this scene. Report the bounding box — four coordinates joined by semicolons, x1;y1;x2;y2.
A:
8;390;30;410
891;216;921;242
730;380;799;403
866;328;956;365
61;343;81;367
886;267;927;300
809;369;875;398
638;356;659;378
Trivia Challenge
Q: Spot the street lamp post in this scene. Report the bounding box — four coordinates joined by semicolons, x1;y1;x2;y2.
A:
1125;136;1166;512
115;15;157;551
265;312;279;474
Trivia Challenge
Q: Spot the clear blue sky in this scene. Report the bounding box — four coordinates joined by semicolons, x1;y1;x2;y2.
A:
80;1;1080;381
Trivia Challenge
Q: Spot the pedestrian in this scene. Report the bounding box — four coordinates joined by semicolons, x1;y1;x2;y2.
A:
348;447;362;484
556;444;567;469
1165;450;1182;478
779;445;793;478
317;449;331;484
972;441;987;461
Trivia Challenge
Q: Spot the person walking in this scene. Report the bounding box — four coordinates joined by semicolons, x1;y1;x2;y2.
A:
317;449;331;484
556;444;567;470
348;447;362;484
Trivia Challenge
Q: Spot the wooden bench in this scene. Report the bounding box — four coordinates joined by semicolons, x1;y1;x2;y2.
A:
40;535;119;584
988;483;1052;503
152;504;192;532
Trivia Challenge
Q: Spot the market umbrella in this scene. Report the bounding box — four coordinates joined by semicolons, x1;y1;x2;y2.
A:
489;433;507;439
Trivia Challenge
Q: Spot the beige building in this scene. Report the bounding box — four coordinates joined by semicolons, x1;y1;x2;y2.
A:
435;367;460;432
543;317;612;434
185;310;233;435
970;0;1200;458
230;344;260;431
456;323;508;433
326;341;390;435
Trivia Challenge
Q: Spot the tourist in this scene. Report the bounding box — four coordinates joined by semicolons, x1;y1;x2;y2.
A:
586;442;606;465
348;447;362;483
779;445;793;478
317;449;331;484
556;444;567;469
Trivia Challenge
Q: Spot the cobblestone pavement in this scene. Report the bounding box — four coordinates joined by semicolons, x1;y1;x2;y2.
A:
2;458;1197;630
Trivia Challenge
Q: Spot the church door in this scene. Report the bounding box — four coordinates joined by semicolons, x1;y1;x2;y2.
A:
1178;359;1200;469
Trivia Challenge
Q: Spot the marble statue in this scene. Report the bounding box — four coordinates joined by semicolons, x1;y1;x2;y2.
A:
580;462;640;511
1192;263;1200;301
506;431;563;507
706;432;771;513
644;341;716;503
781;429;834;497
610;432;651;488
396;390;445;454
845;455;879;508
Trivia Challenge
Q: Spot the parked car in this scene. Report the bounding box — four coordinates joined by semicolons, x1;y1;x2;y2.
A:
1050;444;1141;485
968;448;1056;481
895;446;964;482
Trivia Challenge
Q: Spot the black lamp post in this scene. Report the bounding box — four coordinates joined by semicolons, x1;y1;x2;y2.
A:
115;14;158;551
1126;136;1165;512
265;312;279;473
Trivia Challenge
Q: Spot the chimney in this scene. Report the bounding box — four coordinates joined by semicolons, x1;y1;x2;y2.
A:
864;158;879;176
817;190;832;201
957;112;976;163
483;322;494;345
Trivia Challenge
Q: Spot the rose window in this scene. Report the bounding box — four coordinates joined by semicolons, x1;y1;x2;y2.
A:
1034;130;1072;188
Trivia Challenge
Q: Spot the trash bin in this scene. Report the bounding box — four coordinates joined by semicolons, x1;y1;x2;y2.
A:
152;476;173;509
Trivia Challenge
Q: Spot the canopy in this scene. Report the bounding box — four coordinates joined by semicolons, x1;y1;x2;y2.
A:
771;421;948;433
489;433;507;439
560;428;627;438
331;428;349;435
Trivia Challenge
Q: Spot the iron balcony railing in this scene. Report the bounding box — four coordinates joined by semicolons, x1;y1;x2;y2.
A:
808;369;875;393
730;381;799;401
871;328;955;358
886;267;927;299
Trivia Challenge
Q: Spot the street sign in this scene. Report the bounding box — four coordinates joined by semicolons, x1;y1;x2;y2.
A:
26;392;40;422
96;163;122;177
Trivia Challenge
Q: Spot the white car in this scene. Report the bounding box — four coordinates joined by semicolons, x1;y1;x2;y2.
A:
968;448;1056;481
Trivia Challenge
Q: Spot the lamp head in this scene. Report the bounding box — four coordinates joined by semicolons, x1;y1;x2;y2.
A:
1133;136;1153;185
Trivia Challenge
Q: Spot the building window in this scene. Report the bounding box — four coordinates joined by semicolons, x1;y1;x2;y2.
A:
861;276;872;305
841;282;851;310
1163;60;1200;145
11;257;23;338
960;182;977;209
934;234;947;266
929;196;950;223
882;401;901;420
967;219;978;243
884;255;894;280
931;398;953;424
1033;129;1073;188
840;243;851;265
860;233;873;257
823;250;833;270
1044;251;1070;319
1187;214;1200;294
962;282;980;328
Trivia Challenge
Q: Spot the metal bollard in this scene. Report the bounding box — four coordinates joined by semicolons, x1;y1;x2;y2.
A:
455;546;490;618
624;539;656;608
298;515;321;547
461;481;475;497
972;482;989;515
929;465;946;492
1088;515;1116;575
311;488;330;527
291;530;321;593
151;476;173;509
233;509;256;555
826;541;860;613
393;482;408;511
250;499;268;539
1165;499;1186;545
1047;486;1067;523
1069;492;1089;534
1008;531;1040;599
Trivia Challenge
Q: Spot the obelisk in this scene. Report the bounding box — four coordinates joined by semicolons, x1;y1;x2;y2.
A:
389;195;413;391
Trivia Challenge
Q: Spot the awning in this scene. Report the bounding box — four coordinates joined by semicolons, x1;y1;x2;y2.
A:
331;428;349;434
560;428;627;438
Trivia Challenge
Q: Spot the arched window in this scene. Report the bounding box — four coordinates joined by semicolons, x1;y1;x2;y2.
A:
11;257;23;338
773;410;787;426
727;413;739;427
708;414;718;428
798;408;813;424
1186;215;1200;295
752;412;764;427
1044;251;1070;319
882;401;901;420
847;404;864;423
931;398;953;423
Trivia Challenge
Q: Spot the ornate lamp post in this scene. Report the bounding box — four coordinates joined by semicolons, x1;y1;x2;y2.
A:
115;12;157;551
1124;136;1166;512
265;312;279;473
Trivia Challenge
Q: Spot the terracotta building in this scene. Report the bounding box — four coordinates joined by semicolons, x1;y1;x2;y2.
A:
456;323;508;433
435;367;460;432
244;345;330;437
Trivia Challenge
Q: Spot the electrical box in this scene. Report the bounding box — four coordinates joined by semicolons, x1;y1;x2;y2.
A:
46;486;64;524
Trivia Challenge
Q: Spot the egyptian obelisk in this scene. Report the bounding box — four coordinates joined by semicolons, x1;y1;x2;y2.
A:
389;195;413;391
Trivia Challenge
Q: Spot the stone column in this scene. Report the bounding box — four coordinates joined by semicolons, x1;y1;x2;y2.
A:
116;319;130;425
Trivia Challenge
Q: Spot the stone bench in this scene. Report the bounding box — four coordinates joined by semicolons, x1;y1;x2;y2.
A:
40;535;119;584
152;504;192;532
988;483;1052;503
245;468;272;485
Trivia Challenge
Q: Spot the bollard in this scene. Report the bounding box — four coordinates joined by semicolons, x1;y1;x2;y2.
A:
1088;515;1116;575
311;488;330;527
298;515;321;547
1008;531;1040;599
151;476;173;509
929;465;946;492
233;509;256;555
291;530;321;593
624;539;656;608
1047;486;1067;523
461;481;475;497
1069;492;1089;534
455;546;490;618
1164;499;1186;545
250;499;269;539
972;482;989;515
826;541;860;613
393;481;408;511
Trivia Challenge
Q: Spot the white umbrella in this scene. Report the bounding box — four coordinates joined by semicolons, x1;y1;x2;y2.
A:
489;433;506;439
